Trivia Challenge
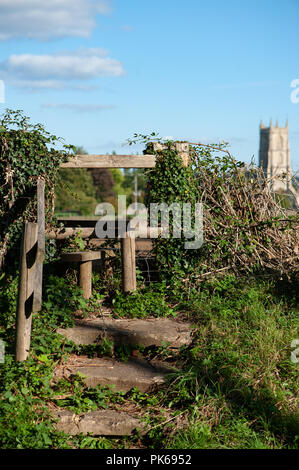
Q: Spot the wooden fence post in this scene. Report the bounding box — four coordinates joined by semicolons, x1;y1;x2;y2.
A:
33;177;45;312
150;142;190;167
121;231;136;293
15;222;38;361
80;261;93;299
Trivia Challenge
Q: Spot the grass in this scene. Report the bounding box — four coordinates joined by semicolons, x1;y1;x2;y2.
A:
162;276;299;448
0;271;298;449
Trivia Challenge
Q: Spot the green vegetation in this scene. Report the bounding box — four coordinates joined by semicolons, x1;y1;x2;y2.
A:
54;148;147;216
112;283;175;318
143;137;298;281
0;273;298;449
55;168;99;216
163;275;299;449
0;117;298;449
0;109;74;267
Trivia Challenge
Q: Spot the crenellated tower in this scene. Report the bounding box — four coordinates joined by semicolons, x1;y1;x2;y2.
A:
259;119;291;192
259;120;299;208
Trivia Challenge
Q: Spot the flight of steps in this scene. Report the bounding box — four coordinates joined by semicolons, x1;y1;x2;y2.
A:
52;317;193;437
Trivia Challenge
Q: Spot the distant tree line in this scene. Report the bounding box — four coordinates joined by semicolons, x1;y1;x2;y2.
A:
54;147;146;216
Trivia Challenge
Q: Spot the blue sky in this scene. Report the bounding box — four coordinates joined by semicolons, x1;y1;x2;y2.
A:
0;0;299;170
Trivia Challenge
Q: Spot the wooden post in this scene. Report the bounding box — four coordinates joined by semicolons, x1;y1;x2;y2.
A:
121;232;136;293
150;142;190;167
100;250;106;275
33;177;45;312
15;222;38;361
79;261;92;299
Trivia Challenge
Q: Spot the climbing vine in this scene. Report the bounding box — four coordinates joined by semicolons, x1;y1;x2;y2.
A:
129;134;299;284
144;141;200;277
0;109;74;268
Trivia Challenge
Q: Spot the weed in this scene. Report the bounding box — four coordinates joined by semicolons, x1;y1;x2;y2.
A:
112;284;175;319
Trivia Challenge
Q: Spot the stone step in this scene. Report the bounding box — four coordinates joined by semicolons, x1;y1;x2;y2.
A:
57;317;192;349
54;355;175;392
54;409;142;436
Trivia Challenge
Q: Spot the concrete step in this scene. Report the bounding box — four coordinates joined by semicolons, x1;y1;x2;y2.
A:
54;355;175;392
54;409;142;436
57;317;192;349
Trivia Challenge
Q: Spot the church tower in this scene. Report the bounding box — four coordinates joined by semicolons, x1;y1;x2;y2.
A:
259;120;291;192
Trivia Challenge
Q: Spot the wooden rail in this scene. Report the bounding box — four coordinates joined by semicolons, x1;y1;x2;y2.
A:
46;226;162;240
60;154;156;169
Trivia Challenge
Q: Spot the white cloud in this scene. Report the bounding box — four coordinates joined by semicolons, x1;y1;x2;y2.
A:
12;80;101;91
0;0;111;40
13;79;66;89
0;49;125;89
42;103;116;112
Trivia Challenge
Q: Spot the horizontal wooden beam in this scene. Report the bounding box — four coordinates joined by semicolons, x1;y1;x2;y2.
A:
46;227;95;239
60;154;156;169
61;251;103;262
46;227;162;240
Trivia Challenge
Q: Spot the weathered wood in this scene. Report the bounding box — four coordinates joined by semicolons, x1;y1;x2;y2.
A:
89;238;154;252
62;251;103;262
33;177;45;312
60;154;156;169
47;227;96;239
46;226;162;240
151;142;190;167
100;250;106;275
80;261;92;299
121;233;136;293
15;222;38;361
62;251;103;298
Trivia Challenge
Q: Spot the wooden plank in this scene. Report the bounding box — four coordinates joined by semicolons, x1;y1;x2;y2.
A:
89;238;154;251
62;251;103;262
15;222;38;362
60;154;156;169
47;227;96;239
46;227;162;240
33;177;45;312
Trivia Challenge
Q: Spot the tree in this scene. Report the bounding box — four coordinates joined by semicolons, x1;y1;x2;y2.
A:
55;146;98;216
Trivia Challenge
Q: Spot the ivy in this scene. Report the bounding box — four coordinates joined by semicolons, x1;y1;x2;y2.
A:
0;109;74;269
129;134;298;284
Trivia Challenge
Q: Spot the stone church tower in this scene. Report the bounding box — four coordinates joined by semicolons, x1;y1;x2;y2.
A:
259;120;291;192
259;120;298;207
